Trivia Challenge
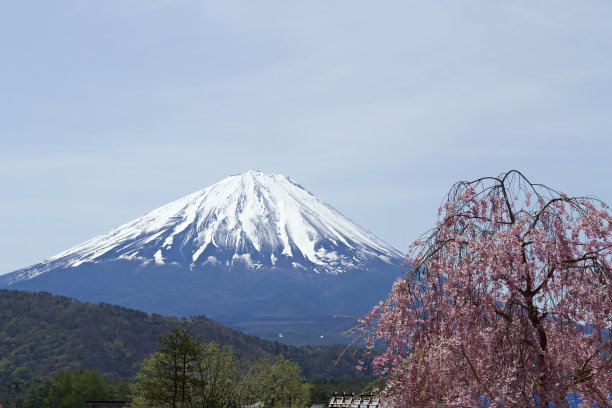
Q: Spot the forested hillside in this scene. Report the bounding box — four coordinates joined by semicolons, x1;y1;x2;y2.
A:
0;290;369;383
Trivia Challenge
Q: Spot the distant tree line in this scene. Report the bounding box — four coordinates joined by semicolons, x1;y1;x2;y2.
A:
0;289;371;385
0;323;375;408
0;369;130;408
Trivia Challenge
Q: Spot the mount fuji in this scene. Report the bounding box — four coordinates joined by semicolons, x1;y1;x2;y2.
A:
1;171;405;344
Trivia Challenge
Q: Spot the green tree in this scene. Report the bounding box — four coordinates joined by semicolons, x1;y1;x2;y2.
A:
21;378;54;408
45;369;110;408
130;323;201;408
131;325;312;408
241;355;310;408
193;342;240;408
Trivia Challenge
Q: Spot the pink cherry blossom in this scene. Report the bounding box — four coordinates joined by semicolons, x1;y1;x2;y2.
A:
361;171;612;407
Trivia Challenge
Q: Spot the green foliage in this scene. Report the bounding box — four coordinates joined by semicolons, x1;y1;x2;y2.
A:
131;326;243;408
241;355;310;408
0;369;128;408
0;377;52;408
130;324;203;408
193;342;239;408
0;289;370;383
108;377;133;401
131;327;311;408
49;368;110;408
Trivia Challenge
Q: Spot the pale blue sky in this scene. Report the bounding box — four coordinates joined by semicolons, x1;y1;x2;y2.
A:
1;1;612;274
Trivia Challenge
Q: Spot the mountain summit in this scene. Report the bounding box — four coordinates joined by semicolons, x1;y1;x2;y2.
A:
8;170;401;281
1;171;404;344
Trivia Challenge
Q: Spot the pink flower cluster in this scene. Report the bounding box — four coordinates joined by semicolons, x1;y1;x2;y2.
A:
361;171;612;407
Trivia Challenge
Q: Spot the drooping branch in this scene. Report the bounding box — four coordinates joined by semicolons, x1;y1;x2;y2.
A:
363;170;612;407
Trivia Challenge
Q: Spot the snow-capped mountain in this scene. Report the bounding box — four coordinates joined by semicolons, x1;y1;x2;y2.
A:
6;170;402;282
1;171;404;344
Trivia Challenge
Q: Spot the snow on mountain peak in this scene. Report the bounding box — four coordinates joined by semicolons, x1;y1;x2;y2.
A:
11;171;404;281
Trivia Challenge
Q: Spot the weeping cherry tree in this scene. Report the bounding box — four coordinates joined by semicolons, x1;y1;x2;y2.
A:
362;170;612;407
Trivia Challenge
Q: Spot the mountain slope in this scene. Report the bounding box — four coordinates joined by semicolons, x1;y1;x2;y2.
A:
0;290;368;383
5;171;401;280
0;171;404;343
